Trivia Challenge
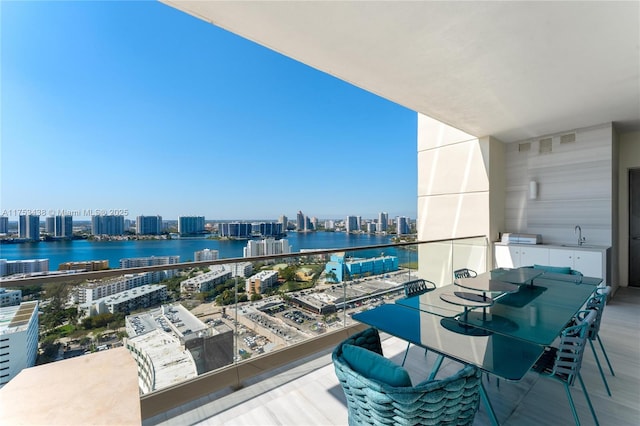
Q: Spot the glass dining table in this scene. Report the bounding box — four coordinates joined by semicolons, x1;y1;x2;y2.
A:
353;267;602;425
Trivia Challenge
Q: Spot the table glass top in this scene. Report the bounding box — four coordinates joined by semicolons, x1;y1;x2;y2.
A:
455;275;520;293
353;303;543;381
396;286;466;318
489;267;544;284
395;268;602;346
440;292;494;307
458;278;599;345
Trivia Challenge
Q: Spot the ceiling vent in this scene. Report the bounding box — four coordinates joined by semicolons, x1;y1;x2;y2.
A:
518;142;531;152
560;133;576;144
539;137;553;153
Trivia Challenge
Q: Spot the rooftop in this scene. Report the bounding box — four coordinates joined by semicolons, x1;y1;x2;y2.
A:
0;301;37;333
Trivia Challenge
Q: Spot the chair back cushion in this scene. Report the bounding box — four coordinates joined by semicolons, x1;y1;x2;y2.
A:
533;264;572;274
342;343;412;387
333;328;481;425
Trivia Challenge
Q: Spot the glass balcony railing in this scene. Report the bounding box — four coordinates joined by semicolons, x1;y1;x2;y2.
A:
0;235;488;422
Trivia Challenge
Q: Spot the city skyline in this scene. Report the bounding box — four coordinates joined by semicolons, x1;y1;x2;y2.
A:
0;211;411;224
1;1;417;221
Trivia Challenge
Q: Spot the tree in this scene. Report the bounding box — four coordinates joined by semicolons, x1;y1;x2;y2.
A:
280;266;296;282
44;282;69;312
38;335;60;364
64;307;79;325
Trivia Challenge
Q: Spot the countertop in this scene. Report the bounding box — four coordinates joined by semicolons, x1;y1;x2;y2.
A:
494;242;610;250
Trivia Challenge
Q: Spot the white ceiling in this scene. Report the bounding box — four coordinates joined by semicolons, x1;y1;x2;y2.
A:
162;1;640;143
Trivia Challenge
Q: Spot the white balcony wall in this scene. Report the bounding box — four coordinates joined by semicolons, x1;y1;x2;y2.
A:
417;114;504;283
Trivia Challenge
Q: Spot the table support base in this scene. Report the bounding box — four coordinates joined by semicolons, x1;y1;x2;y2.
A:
479;381;500;426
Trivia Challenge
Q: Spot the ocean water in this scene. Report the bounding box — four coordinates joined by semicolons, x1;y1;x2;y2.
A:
0;232;415;269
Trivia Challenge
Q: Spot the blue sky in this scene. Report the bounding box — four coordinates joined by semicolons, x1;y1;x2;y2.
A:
1;0;417;221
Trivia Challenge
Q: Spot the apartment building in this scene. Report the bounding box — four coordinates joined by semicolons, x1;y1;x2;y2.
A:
136;215;163;235
119;256;180;282
245;270;279;295
0;288;22;308
0;259;49;277
18;215;39;241
243;238;292;258
194;249;218;262
0;301;39;388
79;284;167;318
378;212;388;232
45;215;73;238
345;216;359;233
58;260;109;272
0;216;8;234
75;273;154;304
178;216;205;235
91;215;125;236
180;268;232;294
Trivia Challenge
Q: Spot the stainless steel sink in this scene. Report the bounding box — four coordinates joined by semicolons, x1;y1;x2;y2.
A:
560;244;599;248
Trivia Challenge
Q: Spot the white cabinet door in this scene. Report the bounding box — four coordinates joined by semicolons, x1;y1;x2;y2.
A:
495;245;518;268
573;250;603;278
518;247;550;267
548;249;574;268
549;248;604;279
495;245;549;268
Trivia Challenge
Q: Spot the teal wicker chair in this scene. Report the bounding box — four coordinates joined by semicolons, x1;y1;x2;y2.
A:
333;327;481;426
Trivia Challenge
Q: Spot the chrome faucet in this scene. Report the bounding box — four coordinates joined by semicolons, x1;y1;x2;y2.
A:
575;225;586;246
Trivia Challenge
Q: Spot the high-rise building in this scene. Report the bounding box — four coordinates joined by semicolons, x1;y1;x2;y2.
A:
296;211;305;231
45;217;54;234
0;301;39;388
178;216;205;235
396;216;410;235
243;238;292;258
46;216;73;238
137;215;163;235
278;215;288;230
378;212;388;232
18;215;40;241
257;222;284;237
91;215;125;236
194;249;219;262
59;215;73;238
218;222;251;238
0;216;8;234
345;216;359;233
